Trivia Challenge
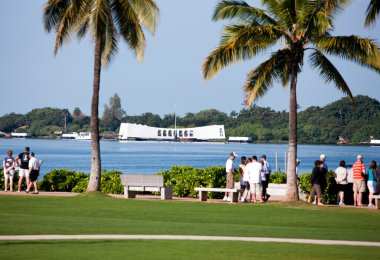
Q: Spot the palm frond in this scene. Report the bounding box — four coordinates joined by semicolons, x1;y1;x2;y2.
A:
128;0;160;35
75;0;92;39
113;0;146;62
365;0;380;27
323;0;352;15
44;0;86;54
213;0;277;25
244;48;292;106
101;3;119;66
43;0;70;33
309;50;354;106
315;36;380;74
202;24;281;80
264;0;295;29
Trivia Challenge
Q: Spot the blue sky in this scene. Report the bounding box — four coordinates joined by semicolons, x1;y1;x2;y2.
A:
0;0;379;117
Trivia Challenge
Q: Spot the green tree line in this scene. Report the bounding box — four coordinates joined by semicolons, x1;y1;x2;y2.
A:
1;95;379;144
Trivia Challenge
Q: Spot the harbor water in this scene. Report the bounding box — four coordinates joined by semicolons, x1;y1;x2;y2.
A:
1;138;380;178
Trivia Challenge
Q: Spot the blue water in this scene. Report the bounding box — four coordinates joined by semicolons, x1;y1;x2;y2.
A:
1;139;380;177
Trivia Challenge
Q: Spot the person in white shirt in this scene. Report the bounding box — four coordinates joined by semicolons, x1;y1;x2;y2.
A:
246;156;263;203
334;160;348;206
223;152;237;202
261;155;271;201
26;153;40;194
241;157;252;202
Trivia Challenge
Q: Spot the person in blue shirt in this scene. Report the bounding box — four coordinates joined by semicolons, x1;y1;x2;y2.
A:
367;161;378;208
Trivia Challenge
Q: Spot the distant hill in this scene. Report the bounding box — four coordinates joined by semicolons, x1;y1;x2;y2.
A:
0;95;379;144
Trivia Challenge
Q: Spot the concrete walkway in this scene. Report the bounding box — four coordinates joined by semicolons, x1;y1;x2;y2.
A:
0;234;379;247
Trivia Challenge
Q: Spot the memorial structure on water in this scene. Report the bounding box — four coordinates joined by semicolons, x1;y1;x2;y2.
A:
119;123;225;142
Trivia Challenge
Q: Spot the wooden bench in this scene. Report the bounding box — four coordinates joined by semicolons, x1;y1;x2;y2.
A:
120;174;172;200
373;195;380;209
194;187;242;203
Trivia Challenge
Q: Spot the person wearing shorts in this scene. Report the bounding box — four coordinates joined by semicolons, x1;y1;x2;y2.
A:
247;156;263;203
309;160;324;205
15;147;31;192
3;150;15;192
352;155;366;206
26;152;40;194
367;161;378;208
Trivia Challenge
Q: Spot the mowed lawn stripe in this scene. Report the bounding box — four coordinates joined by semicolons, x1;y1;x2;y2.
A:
0;194;378;242
1;240;380;260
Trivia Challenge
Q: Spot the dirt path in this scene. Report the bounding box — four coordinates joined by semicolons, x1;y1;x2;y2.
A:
0;234;379;247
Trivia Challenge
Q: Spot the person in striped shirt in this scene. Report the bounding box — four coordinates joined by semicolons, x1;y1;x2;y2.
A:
352;155;367;206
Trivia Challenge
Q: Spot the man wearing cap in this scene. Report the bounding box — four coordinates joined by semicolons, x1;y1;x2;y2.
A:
15;147;31;192
223;152;237;202
26;152;40;194
352;155;366;206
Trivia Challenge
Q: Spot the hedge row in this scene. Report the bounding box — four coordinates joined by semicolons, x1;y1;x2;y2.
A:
0;167;343;204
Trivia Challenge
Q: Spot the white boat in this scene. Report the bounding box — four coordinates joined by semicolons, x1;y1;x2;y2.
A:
75;132;91;140
119;123;225;142
228;136;253;143
11;132;31;139
370;139;380;146
62;132;79;139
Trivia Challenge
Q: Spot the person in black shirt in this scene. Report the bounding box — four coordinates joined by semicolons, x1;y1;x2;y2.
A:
309;160;324;205
15;146;31;192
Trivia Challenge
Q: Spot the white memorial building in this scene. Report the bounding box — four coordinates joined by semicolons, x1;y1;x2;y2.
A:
119;123;225;142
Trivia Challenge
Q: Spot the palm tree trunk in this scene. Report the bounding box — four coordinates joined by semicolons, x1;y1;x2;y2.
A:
286;67;299;201
87;36;102;192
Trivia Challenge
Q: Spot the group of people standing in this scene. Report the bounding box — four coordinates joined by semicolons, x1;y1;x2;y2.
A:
309;154;378;207
2;146;40;194
224;152;271;203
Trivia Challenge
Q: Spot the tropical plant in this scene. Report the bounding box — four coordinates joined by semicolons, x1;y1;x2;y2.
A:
43;0;159;191
365;0;380;27
202;0;380;201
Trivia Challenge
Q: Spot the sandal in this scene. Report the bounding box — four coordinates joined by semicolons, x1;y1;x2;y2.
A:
32;192;39;194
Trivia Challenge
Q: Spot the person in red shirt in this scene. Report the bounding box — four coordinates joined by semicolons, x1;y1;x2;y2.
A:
352;155;366;206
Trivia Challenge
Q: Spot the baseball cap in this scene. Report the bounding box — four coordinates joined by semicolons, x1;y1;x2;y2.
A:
320;154;326;159
230;152;238;157
357;154;362;160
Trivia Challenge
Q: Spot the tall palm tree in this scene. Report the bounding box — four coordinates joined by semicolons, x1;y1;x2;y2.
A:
365;0;380;26
43;0;159;191
202;0;380;201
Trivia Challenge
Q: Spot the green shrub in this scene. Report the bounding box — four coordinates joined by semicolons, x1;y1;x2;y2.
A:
269;172;287;184
159;165;227;199
39;169;123;194
100;170;123;194
72;177;89;193
298;171;337;204
39;169;87;192
299;173;312;195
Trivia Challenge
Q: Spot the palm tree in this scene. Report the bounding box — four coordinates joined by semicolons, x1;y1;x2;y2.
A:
365;0;380;26
202;0;380;201
43;0;159;191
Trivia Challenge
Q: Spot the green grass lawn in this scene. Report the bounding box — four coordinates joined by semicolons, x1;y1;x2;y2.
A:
1;240;379;260
0;193;379;242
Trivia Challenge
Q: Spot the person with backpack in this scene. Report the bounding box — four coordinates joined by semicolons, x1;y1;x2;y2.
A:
15;147;31;192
